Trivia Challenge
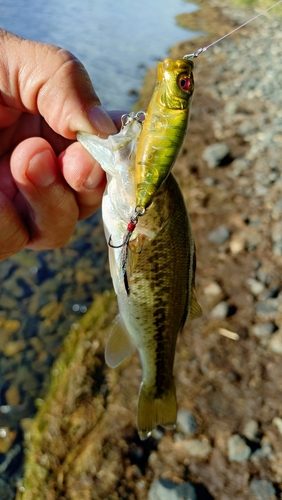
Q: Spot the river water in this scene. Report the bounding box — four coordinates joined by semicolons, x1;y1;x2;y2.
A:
0;0;198;109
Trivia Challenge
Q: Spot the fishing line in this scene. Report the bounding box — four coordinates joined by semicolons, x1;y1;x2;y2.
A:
184;0;282;59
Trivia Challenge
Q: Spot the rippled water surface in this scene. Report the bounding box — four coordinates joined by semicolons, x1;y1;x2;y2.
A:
0;0;198;109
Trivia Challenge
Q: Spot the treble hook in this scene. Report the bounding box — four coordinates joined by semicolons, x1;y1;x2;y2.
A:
108;206;146;295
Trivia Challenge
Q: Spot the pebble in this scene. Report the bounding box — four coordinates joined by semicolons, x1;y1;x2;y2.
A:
1;319;21;333
243;419;260;443
250;478;276;500
202;142;231;168
251;442;274;463
247;278;265;296
255;300;279;318
177;408;198;436
208;225;231;245
203;282;222;297
251;322;277;339
229;235;245;254
227;434;252;462
2;340;27;357
256;271;270;286
175;437;212;459
268;329;282;354
211;301;230;319
272;417;282;436
5;384;21;406
272;241;282;256
148;479;197;500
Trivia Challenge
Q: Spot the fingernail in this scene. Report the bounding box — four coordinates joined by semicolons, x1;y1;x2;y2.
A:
87;105;117;136
83;163;105;189
27;150;57;187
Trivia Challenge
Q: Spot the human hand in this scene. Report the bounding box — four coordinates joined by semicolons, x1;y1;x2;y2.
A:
0;30;122;261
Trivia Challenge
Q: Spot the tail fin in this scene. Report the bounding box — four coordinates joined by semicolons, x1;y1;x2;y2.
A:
137;380;177;440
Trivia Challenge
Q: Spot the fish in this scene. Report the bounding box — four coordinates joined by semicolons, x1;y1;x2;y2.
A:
135;58;194;211
77;112;201;439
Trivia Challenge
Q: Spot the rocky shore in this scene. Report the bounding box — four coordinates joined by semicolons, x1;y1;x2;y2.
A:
1;1;282;499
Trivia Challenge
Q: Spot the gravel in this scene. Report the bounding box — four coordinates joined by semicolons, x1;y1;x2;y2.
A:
148;479;197;500
176;408;198;436
250;478;276;500
202;142;231;168
207;225;231;245
227;434;252;462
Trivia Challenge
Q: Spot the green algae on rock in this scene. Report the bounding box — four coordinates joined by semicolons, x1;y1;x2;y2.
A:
16;292;140;500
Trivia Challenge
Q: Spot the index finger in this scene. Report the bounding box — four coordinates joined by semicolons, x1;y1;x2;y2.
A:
0;30;117;139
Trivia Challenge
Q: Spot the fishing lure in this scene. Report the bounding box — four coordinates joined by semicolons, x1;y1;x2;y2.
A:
135;58;194;211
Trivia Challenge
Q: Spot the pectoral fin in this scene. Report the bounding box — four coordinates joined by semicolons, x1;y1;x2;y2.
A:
105;314;135;368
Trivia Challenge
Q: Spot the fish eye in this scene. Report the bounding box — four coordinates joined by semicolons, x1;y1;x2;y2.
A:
178;74;192;92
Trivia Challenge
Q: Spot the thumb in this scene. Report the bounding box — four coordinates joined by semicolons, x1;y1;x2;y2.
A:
0;30;117;139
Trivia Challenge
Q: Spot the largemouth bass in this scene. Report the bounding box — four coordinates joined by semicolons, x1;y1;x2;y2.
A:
136;58;194;211
78;114;201;439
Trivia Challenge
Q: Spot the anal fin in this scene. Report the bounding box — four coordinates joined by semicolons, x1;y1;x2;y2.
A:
105;314;135;368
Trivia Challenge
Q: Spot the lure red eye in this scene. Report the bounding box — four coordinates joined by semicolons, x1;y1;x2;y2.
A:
178;75;192;92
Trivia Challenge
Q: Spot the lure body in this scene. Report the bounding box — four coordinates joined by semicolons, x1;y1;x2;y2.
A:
136;58;194;210
78;116;201;439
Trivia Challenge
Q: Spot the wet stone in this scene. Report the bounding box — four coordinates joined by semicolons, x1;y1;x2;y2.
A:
5;385;21;406
0;427;17;453
0;478;15;500
250;478;276;500
0;294;18;310
208;225;231;245
2;340;26;357
148;479;197;500
227;434;252;462
0;443;22;475
2;319;21;333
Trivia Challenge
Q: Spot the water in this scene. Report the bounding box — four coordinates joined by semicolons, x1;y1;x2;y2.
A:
0;0;198;109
